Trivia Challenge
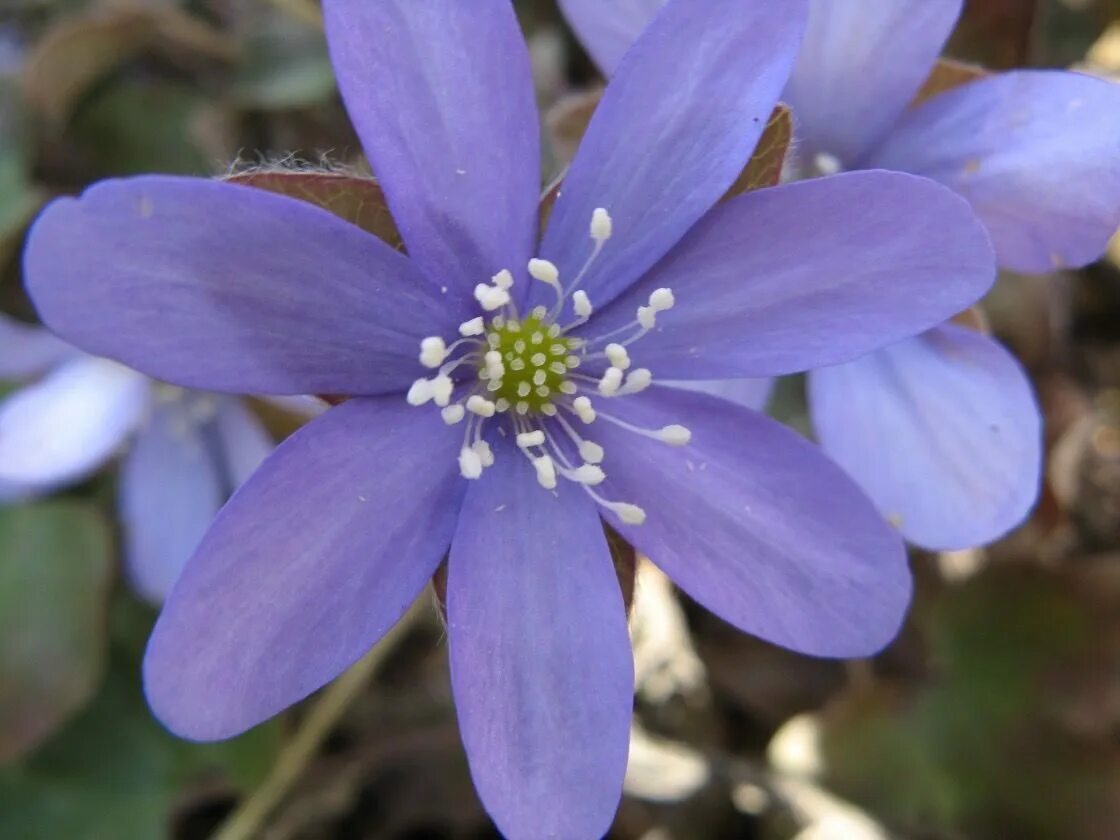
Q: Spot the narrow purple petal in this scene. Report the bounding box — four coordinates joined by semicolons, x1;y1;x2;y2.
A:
0;313;73;381
448;437;632;840
558;0;664;75
25;177;451;396
536;0;808;313
785;0;962;166
213;398;274;488
594;386;912;657
582;171;994;378
808;326;1041;550
867;70;1120;272
120;401;224;604
323;0;539;310
0;357;149;490
144;396;465;740
661;378;774;412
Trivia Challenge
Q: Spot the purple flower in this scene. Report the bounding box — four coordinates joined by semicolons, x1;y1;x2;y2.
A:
561;0;1120;550
24;0;995;835
0;313;273;602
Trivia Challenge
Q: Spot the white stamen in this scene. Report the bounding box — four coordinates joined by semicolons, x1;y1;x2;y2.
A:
474;283;511;311
573;290;592;319
472;439;495;467
572;395;596;424
604;343;631;370
441;404;465;425
649;288;675;312
459;317;485;337
621;368;652;394
814;152;843;176
492;269;514;290
569;464;606;485
459;447;483;479
609;502;646;525
660;424;692;446
517;430;546;448
598;367;624;396
591;208;612;241
431;375;454;407
637;305;656;330
419;336;447;368
533;455;557;489
407;378;434;406
528;258;560;287
579;440;605;464
466;395;496;417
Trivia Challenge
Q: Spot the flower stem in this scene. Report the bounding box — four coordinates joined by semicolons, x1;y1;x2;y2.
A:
210;602;424;840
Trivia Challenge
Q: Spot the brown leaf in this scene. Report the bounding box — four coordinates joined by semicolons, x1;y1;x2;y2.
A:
913;57;989;107
226;170;404;250
22;2;237;126
723;103;793;199
544;86;605;164
950;306;992;335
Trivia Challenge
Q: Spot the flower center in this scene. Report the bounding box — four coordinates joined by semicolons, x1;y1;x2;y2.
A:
405;208;690;525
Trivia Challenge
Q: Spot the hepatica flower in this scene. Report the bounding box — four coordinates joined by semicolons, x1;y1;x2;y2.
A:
24;0;996;835
0;313;272;602
561;0;1120;550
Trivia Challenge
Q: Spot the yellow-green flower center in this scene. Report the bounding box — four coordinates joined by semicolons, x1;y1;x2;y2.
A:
482;312;580;414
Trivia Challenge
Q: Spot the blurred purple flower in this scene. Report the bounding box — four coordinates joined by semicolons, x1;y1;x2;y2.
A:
0;313;273;602
560;0;1120;550
23;0;995;835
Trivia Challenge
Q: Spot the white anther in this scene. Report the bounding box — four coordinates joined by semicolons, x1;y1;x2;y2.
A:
431;375;454;407
492;269;514;290
459;317;485;337
472;439;495;467
659;424;692;446
637;305;656;330
528;258;560;286
533;455;558;489
622;368;652;394
474;283;511;311
573;290;592;319
441;404;466;424
419;336;447;368
517;430;546;448
814;152;842;176
407;378;434;406
579;440;604;464
459;447;483;479
604;343;631;370
598;367;624;396
572;396;596;424
649;288;675;312
611;502;647;525
570;464;606;485
466;395;496;417
590;208;613;242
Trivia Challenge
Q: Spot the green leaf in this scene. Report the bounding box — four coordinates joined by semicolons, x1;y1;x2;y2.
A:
0;501;113;764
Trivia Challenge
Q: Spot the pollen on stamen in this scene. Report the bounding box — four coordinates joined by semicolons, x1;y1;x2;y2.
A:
573;290;593;319
533;455;558;489
459;447;483;479
591;208;613;242
517;430;546;448
579;440;604;464
459;317;485;337
528;258;560;287
419;336;447;368
605;343;631;370
660;424;692;446
441;405;465;424
599;367;623;396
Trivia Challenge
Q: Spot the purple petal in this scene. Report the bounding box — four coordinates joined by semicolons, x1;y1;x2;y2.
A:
0;357;149;491
448;437;632;839
582;170;994;378
661;378;774;412
594;386;912;657
25;176;451;396
144;396;464;740
0;313;73;381
322;0;539;310
213;398;274;488
808;325;1041;550
557;0;664;75
120;399;224;604
536;0;808;313
867;70;1120;272
785;0;961;167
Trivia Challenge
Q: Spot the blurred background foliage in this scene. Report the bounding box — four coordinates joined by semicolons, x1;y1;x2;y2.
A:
1;0;1120;837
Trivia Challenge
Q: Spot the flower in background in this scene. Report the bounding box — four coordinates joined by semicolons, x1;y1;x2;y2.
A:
0;312;273;602
560;0;1120;550
24;0;996;836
